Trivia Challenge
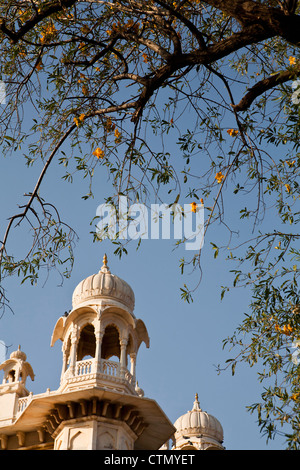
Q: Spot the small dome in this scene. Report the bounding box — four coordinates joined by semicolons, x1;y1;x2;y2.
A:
72;255;135;312
174;394;223;443
10;345;27;362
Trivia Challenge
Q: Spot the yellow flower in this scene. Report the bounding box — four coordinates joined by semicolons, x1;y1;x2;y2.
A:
74;114;85;127
215;171;225;184
40;22;57;44
93;147;105;159
114;128;121;143
289;56;297;65
291;393;300;401
286;160;296;167
227;129;239;137
275;324;281;332
190;202;197;213
282;324;293;335
285;184;291;193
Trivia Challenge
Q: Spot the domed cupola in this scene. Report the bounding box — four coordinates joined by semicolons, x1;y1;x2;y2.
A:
0;345;34;397
51;255;149;396
72;254;135;313
172;394;224;450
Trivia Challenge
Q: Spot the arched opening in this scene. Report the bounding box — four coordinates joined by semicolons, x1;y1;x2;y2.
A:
126;335;134;368
77;324;96;361
7;370;16;383
101;325;120;360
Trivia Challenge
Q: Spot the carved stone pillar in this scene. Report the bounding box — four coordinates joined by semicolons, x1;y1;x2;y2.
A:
60;343;68;382
120;339;128;377
130;353;136;381
94;327;104;374
69;326;78;376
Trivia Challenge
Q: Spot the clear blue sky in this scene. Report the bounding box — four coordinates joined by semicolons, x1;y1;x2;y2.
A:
0;82;289;450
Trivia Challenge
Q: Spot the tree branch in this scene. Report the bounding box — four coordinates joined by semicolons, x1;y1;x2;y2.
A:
0;0;77;43
233;68;300;112
0;124;75;265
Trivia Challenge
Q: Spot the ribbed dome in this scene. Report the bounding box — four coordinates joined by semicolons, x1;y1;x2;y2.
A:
72;255;135;312
174;394;223;443
10;345;27;362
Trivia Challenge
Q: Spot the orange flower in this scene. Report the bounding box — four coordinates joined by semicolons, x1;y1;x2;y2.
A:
215;171;225;184
227;129;239;137
282;324;293;335
291;393;300;401
74;114;85;127
285;184;291;193
200;198;204;204
40;22;57;44
142;53;148;63
190;202;197;213
289;56;297;65
275;323;293;335
93;147;105;159
114;128;121;143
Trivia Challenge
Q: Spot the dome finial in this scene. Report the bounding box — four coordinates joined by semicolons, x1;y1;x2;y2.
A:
100;253;111;273
192;393;201;411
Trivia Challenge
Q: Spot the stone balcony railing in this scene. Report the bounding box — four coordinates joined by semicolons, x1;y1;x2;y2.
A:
64;357;136;390
16;358;137;417
74;358;134;381
17;395;32;414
